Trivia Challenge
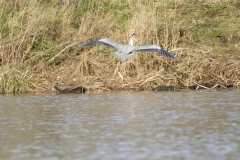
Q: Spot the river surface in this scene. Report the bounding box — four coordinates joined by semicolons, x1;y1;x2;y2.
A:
0;91;240;160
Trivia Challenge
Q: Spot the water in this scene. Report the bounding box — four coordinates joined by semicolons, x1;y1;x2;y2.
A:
0;91;240;160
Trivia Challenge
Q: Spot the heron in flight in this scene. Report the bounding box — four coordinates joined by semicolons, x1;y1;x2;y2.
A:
77;33;179;80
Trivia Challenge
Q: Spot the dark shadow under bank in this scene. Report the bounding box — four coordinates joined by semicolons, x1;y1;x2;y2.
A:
152;84;237;91
53;83;238;94
0;84;238;95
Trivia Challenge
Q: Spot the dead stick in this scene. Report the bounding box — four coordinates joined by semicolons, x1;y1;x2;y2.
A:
193;82;210;90
37;42;75;72
196;85;199;90
219;84;228;89
210;84;219;90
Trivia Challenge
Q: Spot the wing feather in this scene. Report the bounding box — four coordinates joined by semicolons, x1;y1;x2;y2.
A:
133;45;179;60
77;38;121;50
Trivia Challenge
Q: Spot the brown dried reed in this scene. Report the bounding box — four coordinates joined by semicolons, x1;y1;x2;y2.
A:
0;0;239;93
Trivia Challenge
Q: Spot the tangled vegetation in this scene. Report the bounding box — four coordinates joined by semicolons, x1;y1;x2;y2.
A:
0;0;239;93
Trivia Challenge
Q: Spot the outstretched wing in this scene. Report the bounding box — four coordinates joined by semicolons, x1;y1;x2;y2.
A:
77;38;122;50
133;45;179;60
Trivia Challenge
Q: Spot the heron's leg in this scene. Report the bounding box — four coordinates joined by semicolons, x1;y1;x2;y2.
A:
113;61;123;81
117;71;123;81
116;61;121;72
122;60;127;76
116;61;124;80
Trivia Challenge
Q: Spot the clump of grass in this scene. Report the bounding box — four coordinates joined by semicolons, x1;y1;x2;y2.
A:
0;66;47;94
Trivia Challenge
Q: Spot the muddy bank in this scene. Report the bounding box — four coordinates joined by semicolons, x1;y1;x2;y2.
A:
53;83;238;94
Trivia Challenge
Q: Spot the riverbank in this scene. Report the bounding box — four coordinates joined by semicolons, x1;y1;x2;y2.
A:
0;0;239;93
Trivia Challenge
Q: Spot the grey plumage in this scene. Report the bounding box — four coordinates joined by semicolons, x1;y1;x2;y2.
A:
77;36;179;61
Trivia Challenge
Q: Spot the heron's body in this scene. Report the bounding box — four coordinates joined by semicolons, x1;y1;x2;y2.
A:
77;33;179;80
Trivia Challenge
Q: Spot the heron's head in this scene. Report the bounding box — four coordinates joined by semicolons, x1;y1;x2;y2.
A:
131;32;136;38
129;32;137;45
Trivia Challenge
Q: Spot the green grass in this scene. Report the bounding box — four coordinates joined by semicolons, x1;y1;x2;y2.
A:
0;66;33;94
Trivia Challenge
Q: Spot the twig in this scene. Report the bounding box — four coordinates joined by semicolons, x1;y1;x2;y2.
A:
218;84;228;89
234;82;240;88
196;85;199;90
37;42;74;72
56;0;64;16
140;76;157;86
210;84;219;90
193;82;210;90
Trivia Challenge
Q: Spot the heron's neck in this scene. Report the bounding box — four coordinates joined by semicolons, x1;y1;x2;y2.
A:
129;37;135;46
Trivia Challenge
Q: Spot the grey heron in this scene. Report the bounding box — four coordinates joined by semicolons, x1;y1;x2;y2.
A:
77;33;179;80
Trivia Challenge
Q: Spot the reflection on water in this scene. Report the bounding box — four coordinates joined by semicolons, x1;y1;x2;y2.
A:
0;91;240;160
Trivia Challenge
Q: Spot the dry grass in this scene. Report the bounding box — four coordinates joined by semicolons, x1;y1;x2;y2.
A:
0;0;239;93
